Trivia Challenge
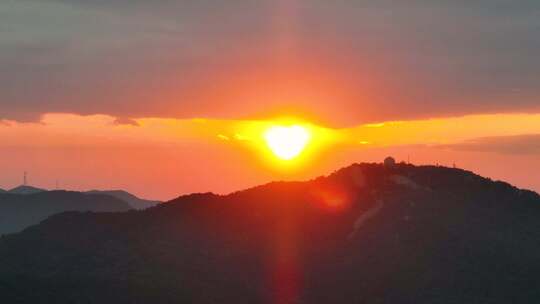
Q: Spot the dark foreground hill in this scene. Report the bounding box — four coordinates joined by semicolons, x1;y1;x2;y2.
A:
0;163;539;303
0;191;132;235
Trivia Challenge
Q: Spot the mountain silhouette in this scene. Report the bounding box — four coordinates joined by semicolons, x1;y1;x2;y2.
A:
0;191;132;235
86;190;160;210
0;163;539;303
8;185;46;195
0;187;156;234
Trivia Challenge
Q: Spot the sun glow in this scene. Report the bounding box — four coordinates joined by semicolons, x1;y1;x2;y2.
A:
264;125;311;160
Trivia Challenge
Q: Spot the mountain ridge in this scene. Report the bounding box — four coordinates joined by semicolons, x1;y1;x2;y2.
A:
0;190;132;235
8;185;46;195
0;187;159;234
86;189;160;209
1;162;539;303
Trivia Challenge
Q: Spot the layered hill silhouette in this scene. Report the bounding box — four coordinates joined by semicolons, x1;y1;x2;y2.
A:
0;191;132;235
86;190;160;210
0;163;539;303
0;186;160;234
7;185;46;195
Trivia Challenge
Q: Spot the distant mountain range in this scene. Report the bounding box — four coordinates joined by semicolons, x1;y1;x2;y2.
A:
6;185;46;195
0;191;132;235
0;185;159;209
86;190;160;210
0;186;160;234
1;163;539;303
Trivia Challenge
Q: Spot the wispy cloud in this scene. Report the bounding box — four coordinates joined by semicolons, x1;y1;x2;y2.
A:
113;117;140;127
438;134;540;155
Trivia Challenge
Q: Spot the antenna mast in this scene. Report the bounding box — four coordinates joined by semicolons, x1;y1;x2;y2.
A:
23;171;27;186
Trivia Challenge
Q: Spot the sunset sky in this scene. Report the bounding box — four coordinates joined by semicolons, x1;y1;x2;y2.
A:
1;0;539;200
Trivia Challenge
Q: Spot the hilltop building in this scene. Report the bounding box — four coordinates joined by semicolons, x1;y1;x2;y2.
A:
384;156;396;167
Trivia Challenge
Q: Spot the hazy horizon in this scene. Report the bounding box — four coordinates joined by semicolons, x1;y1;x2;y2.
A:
2;0;540;200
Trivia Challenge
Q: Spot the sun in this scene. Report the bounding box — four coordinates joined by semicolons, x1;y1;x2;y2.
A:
263;125;311;160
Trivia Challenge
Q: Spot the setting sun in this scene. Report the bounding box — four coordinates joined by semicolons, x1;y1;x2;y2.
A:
263;125;311;160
